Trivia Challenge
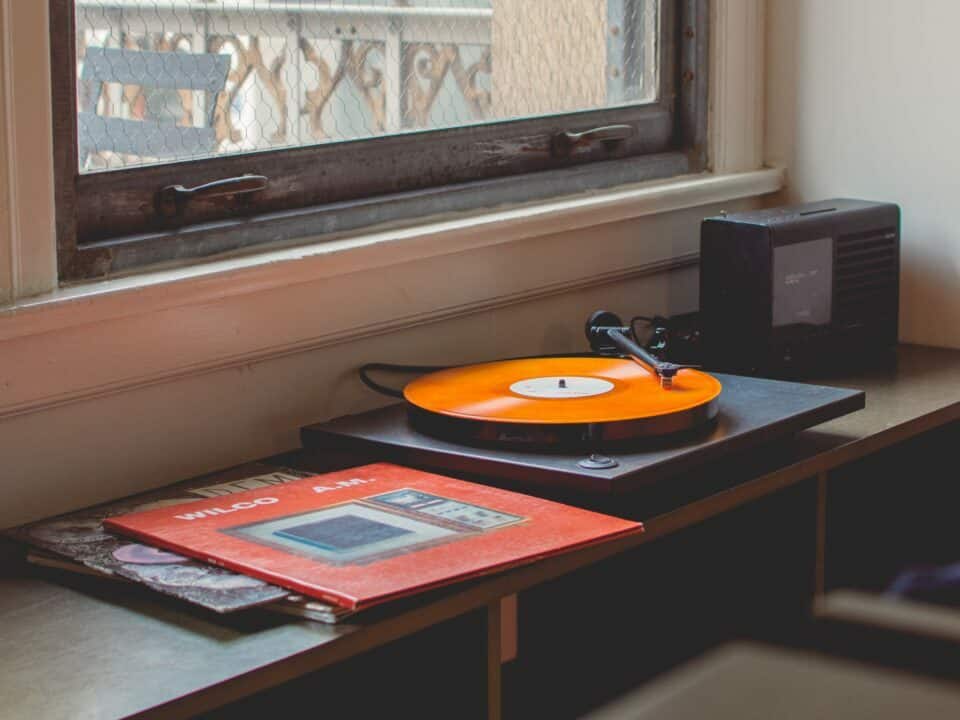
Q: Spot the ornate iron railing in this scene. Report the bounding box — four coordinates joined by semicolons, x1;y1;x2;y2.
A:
74;1;493;167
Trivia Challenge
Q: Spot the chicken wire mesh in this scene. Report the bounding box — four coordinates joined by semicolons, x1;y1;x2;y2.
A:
74;0;659;172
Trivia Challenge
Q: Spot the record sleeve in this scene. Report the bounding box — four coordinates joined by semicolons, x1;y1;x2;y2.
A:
25;550;355;624
6;463;312;613
105;462;644;611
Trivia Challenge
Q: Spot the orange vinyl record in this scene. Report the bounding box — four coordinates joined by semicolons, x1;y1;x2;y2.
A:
403;356;722;446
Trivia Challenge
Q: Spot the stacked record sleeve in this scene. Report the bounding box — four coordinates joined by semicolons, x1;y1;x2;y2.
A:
5;462;356;624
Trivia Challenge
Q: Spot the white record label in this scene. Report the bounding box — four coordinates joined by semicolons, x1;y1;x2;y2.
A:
509;376;615;399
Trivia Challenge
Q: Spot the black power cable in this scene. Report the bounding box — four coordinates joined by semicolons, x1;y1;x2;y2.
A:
358;352;606;399
358;363;451;399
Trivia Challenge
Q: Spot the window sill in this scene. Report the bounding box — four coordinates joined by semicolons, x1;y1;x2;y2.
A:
2;168;782;342
0;168;782;420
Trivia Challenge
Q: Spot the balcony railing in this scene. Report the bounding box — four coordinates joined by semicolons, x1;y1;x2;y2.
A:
74;0;493;167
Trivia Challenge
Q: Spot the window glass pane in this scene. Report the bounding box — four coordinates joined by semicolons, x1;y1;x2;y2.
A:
73;0;659;172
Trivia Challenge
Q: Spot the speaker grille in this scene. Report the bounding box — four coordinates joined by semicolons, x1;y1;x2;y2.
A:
834;228;898;323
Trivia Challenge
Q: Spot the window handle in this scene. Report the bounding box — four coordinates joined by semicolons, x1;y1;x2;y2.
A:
551;124;634;157
157;174;268;217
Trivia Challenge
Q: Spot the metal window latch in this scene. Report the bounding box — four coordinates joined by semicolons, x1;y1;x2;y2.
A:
157;174;269;218
551;124;634;158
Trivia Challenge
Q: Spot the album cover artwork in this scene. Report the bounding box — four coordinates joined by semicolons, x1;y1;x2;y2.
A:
6;463;313;613
105;463;644;610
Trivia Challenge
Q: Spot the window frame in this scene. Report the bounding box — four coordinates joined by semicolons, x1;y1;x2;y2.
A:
51;0;709;283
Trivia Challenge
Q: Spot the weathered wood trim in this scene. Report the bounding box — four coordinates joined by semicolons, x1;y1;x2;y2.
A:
71;102;676;244
0;0;57;301
50;0;89;282
708;0;766;173
679;0;710;170
0;1;12;305
74;151;691;277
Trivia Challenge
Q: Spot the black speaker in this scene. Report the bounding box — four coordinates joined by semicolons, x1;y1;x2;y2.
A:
700;198;900;376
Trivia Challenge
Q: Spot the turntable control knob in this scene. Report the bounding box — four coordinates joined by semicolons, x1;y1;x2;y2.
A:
558;378;567;389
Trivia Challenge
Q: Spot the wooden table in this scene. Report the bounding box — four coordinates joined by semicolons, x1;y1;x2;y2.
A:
640;345;960;594
0;528;649;720
3;344;960;719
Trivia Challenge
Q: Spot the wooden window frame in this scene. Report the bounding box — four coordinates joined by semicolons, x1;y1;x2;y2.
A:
51;0;709;282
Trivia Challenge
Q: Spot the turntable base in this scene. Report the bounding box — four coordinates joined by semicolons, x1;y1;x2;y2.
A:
302;373;865;494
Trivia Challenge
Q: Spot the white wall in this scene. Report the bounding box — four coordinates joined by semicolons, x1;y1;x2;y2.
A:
766;0;960;348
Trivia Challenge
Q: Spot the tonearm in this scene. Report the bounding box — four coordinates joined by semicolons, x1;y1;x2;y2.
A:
585;310;699;390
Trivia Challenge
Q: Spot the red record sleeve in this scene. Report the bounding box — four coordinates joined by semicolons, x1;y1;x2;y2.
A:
104;463;643;610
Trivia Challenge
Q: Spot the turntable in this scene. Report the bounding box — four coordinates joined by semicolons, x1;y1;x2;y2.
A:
302;312;865;494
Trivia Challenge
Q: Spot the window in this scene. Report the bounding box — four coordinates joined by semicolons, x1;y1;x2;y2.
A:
51;0;708;281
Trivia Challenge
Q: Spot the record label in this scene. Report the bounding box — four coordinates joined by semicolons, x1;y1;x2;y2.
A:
509;376;615;399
